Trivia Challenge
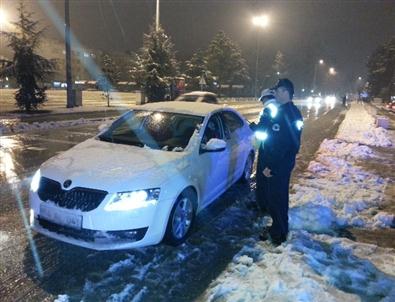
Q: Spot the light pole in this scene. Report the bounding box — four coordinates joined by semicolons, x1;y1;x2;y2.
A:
312;59;324;93
65;0;74;108
156;0;160;31
252;15;269;98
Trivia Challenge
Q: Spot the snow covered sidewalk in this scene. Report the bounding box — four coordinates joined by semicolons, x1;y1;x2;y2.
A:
202;104;395;301
0;116;116;135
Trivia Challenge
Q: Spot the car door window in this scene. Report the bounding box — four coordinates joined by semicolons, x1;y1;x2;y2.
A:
203;95;217;104
221;111;244;133
202;114;223;144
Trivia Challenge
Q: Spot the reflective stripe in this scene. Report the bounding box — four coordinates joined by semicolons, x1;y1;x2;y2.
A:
295;120;304;131
255;131;268;141
266;103;278;118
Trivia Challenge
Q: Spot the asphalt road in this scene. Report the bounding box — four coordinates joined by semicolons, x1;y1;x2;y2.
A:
0;100;346;301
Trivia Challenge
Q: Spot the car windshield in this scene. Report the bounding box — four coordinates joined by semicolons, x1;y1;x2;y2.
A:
177;95;200;102
98;110;204;151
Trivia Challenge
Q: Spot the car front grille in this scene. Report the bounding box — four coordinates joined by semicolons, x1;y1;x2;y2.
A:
37;218;148;243
37;177;108;212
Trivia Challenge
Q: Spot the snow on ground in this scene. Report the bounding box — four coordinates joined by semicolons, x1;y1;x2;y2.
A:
336;103;392;147
202;103;395;301
204;231;395;302
0;231;9;244
0;117;115;135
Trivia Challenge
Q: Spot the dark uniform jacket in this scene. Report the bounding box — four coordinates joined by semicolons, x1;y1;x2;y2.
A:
258;102;303;176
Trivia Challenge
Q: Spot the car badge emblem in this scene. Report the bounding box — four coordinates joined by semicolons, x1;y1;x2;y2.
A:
63;179;72;188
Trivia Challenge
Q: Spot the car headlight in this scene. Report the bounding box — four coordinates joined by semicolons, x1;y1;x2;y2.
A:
104;188;161;211
30;169;41;192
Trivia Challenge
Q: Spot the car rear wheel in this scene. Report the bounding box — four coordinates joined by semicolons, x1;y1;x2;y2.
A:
164;188;196;246
239;153;254;183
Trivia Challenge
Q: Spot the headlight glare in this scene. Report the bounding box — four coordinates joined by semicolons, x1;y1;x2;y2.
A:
104;188;160;211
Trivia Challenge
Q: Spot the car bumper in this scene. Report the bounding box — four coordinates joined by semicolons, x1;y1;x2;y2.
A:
29;191;173;250
31;218;153;250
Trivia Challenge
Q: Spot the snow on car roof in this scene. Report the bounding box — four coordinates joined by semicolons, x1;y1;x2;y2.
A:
137;101;224;116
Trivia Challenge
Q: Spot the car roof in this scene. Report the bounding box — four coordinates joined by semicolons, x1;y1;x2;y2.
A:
183;91;218;97
136;101;225;117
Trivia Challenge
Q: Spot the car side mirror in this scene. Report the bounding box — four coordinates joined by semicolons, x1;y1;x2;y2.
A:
201;138;226;153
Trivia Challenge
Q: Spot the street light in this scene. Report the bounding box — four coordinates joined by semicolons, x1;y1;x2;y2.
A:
319;59;324;65
0;8;8;27
252;15;269;28
252;14;270;98
329;67;336;75
358;76;362;80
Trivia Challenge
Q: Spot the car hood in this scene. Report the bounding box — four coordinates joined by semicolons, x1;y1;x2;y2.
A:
41;138;189;193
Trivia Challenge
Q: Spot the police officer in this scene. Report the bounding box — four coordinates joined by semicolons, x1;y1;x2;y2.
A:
258;79;303;245
250;88;279;214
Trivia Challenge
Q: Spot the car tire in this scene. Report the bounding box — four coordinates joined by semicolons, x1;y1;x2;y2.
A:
239;152;254;183
164;188;196;246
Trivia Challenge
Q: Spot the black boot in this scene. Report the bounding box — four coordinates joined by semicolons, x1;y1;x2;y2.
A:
259;228;270;241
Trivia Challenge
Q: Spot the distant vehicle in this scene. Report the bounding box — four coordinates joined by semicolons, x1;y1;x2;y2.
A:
175;91;219;104
29;101;254;250
385;100;395;112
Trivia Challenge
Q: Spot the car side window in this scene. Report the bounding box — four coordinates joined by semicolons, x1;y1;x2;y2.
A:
221;111;244;133
202;114;223;144
204;95;217;104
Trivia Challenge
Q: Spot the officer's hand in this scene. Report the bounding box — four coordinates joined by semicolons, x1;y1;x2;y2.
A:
263;167;273;178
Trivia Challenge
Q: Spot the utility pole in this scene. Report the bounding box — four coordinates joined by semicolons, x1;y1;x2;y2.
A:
254;35;261;98
65;0;74;108
156;0;160;31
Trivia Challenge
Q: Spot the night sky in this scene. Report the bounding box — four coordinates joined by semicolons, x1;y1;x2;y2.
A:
1;0;395;92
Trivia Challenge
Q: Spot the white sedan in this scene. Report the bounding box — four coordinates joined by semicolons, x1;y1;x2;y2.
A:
175;91;219;104
29;102;254;250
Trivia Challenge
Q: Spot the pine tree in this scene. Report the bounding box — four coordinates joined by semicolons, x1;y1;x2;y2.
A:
272;50;288;77
206;31;250;93
367;36;395;101
97;53;121;106
184;50;213;91
130;24;178;102
0;2;56;112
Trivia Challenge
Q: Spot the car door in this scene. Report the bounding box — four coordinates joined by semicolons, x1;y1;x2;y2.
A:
198;113;231;206
220;110;250;182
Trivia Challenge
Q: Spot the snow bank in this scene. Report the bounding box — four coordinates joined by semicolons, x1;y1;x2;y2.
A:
204;232;395;302
336;104;392;147
289;139;392;230
0;117;115;135
205;234;359;302
318;138;375;159
54;295;69;302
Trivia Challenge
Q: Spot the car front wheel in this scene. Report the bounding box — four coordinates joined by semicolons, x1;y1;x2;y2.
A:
164;188;196;246
239;152;254;183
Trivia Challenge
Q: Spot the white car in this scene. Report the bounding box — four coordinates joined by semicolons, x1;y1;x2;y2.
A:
175;91;219;104
29;102;255;250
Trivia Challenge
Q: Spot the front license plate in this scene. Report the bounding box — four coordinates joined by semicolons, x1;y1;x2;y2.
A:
40;204;82;230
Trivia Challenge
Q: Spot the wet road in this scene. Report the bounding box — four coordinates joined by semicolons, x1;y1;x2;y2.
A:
0;100;345;301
